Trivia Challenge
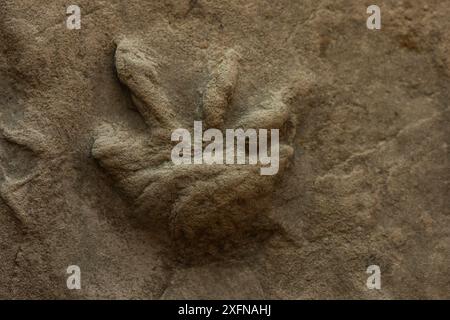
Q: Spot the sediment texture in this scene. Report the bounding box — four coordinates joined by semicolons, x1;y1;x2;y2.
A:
0;0;448;299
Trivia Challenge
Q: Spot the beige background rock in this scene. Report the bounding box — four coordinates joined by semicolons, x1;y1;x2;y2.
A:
0;0;448;299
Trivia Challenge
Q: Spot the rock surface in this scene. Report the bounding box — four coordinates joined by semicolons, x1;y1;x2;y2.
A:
0;0;448;299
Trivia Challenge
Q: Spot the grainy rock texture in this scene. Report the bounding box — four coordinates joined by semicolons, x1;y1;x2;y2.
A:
0;0;449;299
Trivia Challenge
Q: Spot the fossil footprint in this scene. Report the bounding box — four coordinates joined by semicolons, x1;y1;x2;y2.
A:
92;39;301;257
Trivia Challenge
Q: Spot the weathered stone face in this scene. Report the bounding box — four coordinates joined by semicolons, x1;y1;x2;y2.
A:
0;0;449;299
